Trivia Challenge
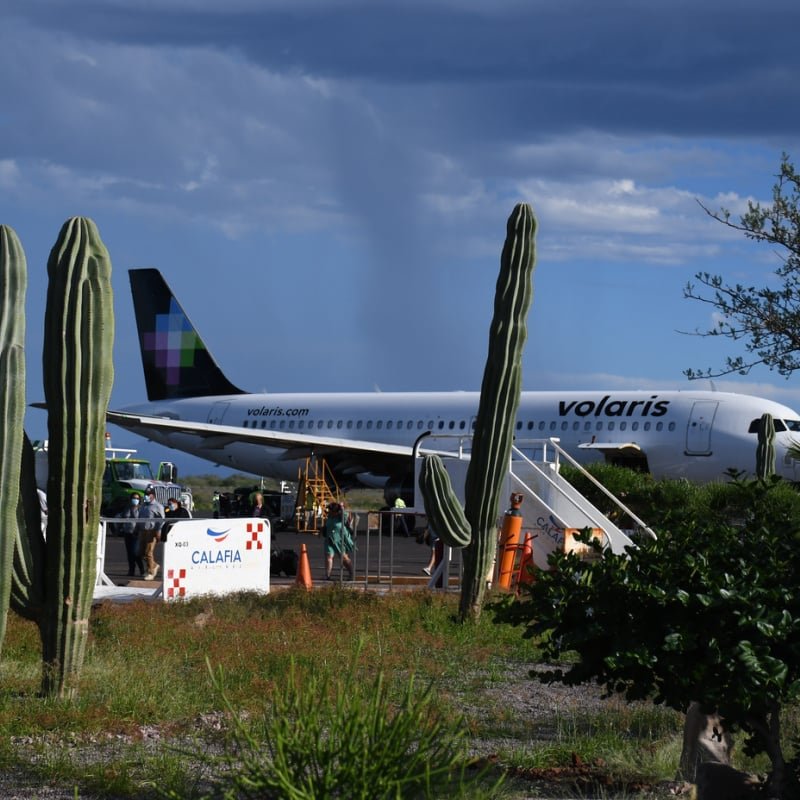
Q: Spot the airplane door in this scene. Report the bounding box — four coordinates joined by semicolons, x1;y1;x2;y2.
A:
208;401;231;425
685;401;718;455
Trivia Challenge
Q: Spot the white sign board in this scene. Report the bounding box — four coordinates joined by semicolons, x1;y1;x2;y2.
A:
162;518;271;600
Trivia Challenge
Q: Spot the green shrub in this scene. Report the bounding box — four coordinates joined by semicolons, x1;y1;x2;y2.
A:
198;651;502;800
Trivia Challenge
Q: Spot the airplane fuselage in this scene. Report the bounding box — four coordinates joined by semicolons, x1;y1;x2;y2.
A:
121;389;800;486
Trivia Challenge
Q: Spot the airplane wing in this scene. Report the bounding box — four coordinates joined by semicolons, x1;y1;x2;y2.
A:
106;409;422;480
577;441;643;455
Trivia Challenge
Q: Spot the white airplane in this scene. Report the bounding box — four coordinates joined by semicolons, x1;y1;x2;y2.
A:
107;269;800;500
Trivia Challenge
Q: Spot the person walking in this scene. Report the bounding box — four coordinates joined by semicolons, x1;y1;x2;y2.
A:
422;526;440;577
323;501;354;580
116;492;145;577
139;486;165;580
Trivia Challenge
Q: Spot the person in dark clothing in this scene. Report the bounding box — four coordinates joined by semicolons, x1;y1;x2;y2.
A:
116;492;145;577
162;496;191;540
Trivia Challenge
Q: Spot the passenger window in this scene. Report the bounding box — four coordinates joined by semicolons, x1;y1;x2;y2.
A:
596;422;603;431
608;422;615;431
527;421;534;430
357;420;363;430
516;421;522;431
407;421;414;430
644;422;651;431
261;420;267;429
417;421;423;430
387;421;393;430
427;421;434;430
366;421;373;430
347;420;353;429
619;422;626;431
584;421;591;431
573;421;580;431
668;422;675;431
459;420;466;430
280;421;286;429
327;420;333;429
656;422;663;431
298;420;304;429
561;421;568;431
270;420;277;429
549;421;557;431
631;421;639;431
288;421;295;429
448;421;455;430
438;421;444;430
538;421;546;431
377;421;383;429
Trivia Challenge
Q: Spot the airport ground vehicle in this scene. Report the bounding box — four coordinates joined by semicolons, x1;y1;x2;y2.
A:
33;440;190;516
216;485;295;529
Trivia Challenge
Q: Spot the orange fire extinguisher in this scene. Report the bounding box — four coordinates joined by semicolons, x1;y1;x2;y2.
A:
497;493;524;590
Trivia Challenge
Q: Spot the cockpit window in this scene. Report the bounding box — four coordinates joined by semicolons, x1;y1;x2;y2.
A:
748;418;795;433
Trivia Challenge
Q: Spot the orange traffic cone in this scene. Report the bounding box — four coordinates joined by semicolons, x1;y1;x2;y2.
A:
296;543;313;590
515;532;536;594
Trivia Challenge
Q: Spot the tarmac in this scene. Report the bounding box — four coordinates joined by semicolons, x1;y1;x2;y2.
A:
95;514;462;601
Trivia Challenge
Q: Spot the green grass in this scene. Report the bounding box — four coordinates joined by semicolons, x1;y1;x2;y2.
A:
0;588;790;798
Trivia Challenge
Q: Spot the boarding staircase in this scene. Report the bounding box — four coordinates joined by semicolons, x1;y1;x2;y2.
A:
413;435;655;571
294;456;342;533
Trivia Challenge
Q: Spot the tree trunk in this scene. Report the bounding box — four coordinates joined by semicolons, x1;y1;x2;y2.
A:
677;702;732;782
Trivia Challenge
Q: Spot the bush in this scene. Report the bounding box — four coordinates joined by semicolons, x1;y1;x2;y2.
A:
497;476;800;797
197;651;501;800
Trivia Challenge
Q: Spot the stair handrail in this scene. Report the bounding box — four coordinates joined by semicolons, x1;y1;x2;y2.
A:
513;438;657;541
505;464;630;549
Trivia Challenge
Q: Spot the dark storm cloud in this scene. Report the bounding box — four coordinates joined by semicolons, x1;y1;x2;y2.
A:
8;0;800;137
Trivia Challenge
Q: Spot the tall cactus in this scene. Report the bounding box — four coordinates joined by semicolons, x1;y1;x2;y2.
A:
40;218;114;697
0;226;27;654
0;217;114;699
756;412;776;480
419;203;536;621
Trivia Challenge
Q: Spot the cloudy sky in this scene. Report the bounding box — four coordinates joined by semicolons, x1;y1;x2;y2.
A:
3;0;800;476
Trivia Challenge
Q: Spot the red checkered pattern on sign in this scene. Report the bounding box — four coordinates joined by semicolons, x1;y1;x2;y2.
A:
246;521;265;550
167;568;187;598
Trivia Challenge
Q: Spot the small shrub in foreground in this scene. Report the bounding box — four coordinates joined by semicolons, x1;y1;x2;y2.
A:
194;653;503;800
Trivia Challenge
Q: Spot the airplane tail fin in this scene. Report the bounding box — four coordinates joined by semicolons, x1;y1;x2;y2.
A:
129;268;245;401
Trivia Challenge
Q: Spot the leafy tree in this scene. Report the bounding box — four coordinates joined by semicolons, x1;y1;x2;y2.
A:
496;477;800;797
685;154;800;378
559;463;702;530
